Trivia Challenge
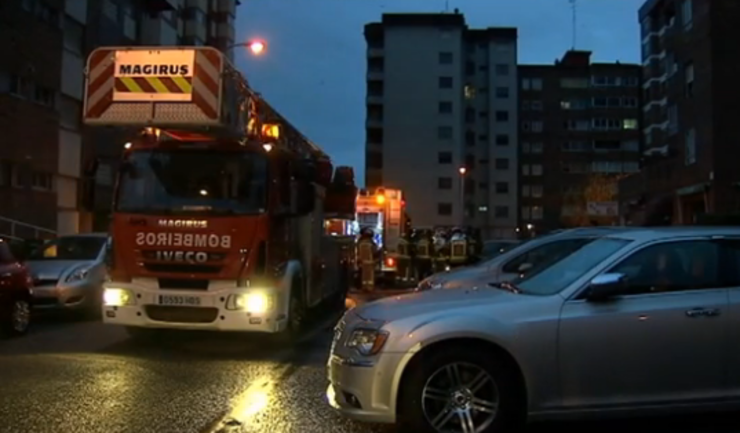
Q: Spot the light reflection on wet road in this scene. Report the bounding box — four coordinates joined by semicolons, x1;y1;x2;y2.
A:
0;314;739;433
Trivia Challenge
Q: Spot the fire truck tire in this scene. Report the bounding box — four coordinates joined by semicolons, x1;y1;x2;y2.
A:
276;276;305;344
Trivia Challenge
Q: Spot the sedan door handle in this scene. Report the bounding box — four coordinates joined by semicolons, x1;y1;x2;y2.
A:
685;308;721;318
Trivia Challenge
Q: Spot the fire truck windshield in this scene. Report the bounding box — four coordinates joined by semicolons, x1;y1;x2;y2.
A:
115;148;268;215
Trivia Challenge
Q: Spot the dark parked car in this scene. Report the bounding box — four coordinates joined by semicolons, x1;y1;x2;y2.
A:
0;238;33;336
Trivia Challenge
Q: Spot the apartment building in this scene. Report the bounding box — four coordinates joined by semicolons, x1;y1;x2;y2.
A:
364;12;519;239
0;0;89;238
519;50;641;233
619;0;740;225
0;0;238;238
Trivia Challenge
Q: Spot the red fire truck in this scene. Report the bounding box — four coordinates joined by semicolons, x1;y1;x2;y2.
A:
83;46;355;341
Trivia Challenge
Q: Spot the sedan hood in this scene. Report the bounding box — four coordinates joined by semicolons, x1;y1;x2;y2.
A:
25;260;96;281
354;285;520;322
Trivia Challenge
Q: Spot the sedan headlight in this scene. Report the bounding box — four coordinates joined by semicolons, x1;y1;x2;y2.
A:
65;265;91;283
103;288;135;306
345;328;389;356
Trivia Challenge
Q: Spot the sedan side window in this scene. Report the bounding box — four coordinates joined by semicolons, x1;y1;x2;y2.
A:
501;239;588;273
608;240;720;295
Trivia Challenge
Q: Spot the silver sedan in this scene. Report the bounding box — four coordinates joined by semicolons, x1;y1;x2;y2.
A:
327;227;740;432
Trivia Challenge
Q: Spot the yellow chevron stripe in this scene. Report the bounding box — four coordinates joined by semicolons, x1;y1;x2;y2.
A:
171;77;193;93
119;77;144;93
147;77;170;93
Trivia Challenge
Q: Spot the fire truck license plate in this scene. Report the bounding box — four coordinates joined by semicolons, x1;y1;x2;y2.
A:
158;295;201;306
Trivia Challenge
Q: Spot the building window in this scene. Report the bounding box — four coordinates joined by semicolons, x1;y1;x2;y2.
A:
495;158;509;170
621;97;638;107
102;0;119;22
464;84;476;99
681;0;693;29
31;172;53;191
531;164;543;176
495;134;509;146
34;85;55;108
522;121;544;132
530;100;543;110
623;77;640;87
531;78;543;90
9;75;34;99
439;52;453;64
685;61;694;97
438;177;453;189
667;104;678;135
495;87;509;98
623;119;638;130
495;64;510;75
438;203;453;216
521;78;531;90
494;206;509;218
560;78;589;88
530;142;543;153
531;185;543;198
438;101;453;114
495;182;509;194
495;111;509;122
439;76;453;89
521;185;531;197
561;99;587;110
562;141;589;152
438;151;452;164
685;128;696;165
437;126;453;139
531;206;543;220
521;206;531;219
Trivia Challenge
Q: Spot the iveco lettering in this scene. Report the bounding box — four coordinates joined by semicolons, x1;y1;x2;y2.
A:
83;46;357;342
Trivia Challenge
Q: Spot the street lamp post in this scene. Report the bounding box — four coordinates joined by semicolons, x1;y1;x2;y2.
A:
458;167;466;226
227;40;267;55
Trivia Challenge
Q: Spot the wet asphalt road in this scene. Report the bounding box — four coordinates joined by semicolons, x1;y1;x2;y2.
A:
1;299;739;433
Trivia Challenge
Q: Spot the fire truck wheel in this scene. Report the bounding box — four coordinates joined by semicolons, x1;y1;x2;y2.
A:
276;276;305;343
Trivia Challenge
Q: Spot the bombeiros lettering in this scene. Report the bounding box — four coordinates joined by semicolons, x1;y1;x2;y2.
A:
135;232;231;248
155;251;209;263
118;64;190;76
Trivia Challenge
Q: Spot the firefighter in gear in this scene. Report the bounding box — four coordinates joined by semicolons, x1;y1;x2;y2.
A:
433;228;450;273
449;227;468;267
396;233;413;284
414;229;433;279
357;228;376;291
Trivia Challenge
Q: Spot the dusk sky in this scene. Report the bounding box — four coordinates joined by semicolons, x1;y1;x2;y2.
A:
236;0;645;184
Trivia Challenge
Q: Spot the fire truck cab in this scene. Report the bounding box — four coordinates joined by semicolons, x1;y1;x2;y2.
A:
83;46;355;340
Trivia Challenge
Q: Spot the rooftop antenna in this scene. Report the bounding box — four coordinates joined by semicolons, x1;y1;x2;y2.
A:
569;0;577;49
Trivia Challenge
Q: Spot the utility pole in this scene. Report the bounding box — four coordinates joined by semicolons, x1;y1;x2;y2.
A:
569;0;577;49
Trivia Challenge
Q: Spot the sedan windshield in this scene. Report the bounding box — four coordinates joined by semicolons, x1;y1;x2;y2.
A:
116;148;268;215
514;238;631;295
29;237;106;261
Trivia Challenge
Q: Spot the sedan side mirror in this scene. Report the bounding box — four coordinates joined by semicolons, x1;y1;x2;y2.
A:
586;273;627;302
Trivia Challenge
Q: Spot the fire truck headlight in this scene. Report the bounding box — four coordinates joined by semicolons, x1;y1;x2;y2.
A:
103;288;134;306
230;292;272;313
